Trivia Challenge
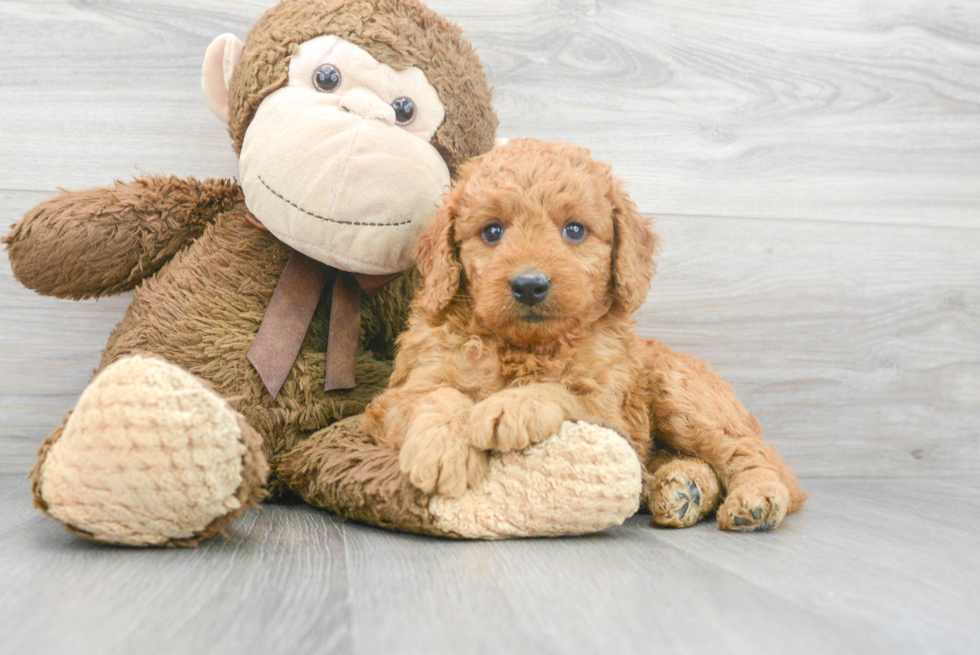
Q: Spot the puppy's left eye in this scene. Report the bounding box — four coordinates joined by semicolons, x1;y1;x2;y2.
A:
562;222;587;243
482;223;504;245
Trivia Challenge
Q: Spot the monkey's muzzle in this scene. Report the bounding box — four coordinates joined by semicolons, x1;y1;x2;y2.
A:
239;87;451;275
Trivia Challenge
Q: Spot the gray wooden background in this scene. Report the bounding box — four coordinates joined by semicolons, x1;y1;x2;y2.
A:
1;2;978;654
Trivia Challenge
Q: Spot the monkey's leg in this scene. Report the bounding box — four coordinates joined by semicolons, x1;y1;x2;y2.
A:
31;355;268;546
3;176;241;299
644;451;722;528
277;418;643;539
643;341;807;532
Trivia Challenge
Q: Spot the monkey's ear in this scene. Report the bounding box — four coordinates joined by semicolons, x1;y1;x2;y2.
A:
609;181;660;314
202;33;244;124
414;196;462;315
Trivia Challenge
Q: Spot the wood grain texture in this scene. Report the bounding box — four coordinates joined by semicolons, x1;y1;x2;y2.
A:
1;1;978;481
2;0;978;224
447;0;980;227
643;214;980;478
2;475;978;655
0;482;353;654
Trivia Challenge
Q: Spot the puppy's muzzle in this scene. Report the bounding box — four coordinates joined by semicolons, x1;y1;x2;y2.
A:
510;271;550;306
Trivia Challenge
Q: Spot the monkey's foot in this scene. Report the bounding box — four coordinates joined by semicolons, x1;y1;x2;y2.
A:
717;478;790;532
648;457;721;528
32;355;268;546
428;421;642;538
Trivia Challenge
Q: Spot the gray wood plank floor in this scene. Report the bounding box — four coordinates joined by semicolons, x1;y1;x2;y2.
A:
1;1;978;653
1;474;978;655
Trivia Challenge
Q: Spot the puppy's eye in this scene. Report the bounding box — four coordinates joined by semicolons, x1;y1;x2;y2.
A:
482;223;504;245
313;64;342;92
562;222;587;243
391;96;416;125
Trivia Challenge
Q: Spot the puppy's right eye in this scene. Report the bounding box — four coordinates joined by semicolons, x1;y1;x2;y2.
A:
482;223;504;245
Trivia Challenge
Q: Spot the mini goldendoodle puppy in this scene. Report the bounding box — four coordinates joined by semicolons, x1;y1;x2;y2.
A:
363;139;806;531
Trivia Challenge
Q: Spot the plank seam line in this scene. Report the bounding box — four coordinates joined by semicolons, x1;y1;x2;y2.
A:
651;211;980;233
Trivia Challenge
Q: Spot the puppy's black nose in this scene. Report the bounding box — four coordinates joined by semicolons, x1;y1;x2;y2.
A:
510;272;550;306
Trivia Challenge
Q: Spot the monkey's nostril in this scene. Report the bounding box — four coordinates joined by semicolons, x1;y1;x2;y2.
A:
510;272;550;306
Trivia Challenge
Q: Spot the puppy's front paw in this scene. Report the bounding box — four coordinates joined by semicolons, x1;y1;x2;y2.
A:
717;480;790;532
399;423;489;497
468;389;565;452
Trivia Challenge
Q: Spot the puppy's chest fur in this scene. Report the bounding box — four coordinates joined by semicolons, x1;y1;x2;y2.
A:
463;344;577;393
452;328;639;405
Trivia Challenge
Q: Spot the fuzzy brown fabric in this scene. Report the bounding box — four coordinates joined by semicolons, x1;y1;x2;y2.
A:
6;0;500;545
228;0;498;175
276;416;450;536
29;420;65;515
3;176;241;300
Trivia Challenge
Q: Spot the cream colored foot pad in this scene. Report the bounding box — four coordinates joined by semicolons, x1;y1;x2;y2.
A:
39;355;247;546
429;421;642;539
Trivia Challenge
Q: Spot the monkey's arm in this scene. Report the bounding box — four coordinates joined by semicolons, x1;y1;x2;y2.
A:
3;175;242;299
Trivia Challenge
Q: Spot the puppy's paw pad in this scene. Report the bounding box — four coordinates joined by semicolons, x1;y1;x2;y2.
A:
717;482;790;532
648;459;720;529
651;478;706;528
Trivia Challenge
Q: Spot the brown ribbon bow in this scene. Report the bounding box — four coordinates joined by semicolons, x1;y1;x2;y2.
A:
247;250;399;398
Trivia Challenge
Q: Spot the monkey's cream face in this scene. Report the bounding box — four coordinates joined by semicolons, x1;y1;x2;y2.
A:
239;36;451;274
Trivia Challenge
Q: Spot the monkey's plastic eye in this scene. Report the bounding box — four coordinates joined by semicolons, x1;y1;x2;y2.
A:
313;64;342;93
482;223;504;245
562;222;587;242
391;96;416;125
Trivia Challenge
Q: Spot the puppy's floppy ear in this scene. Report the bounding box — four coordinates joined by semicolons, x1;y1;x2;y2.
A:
414;192;461;315
609;180;660;314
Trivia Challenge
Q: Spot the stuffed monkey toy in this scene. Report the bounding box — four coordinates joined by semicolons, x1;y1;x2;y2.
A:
5;0;666;546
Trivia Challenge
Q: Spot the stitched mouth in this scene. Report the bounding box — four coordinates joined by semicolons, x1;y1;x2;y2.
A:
257;175;414;228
